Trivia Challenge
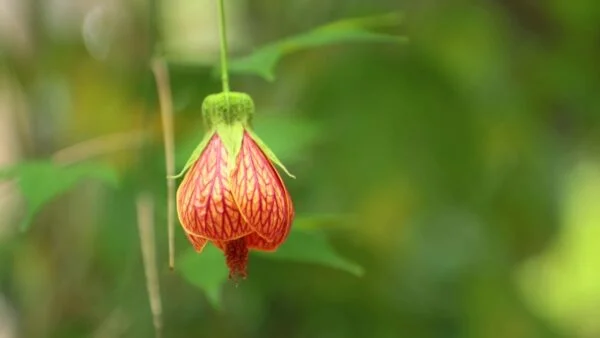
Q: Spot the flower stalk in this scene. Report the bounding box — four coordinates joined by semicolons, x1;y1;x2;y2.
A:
173;0;296;278
217;0;230;93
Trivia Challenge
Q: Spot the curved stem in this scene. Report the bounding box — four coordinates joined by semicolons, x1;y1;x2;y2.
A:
217;0;230;93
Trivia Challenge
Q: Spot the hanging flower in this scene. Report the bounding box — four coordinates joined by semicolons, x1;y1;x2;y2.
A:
175;92;294;279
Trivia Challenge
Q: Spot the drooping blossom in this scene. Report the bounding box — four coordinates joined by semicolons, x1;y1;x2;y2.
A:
175;92;294;278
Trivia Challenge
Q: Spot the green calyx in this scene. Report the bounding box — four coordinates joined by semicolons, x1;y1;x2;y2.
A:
171;91;294;180
246;129;295;179
171;92;253;178
170;130;214;179
203;92;252;173
202;92;254;128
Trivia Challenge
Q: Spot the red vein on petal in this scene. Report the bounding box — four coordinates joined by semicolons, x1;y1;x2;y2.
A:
176;134;252;241
231;132;293;248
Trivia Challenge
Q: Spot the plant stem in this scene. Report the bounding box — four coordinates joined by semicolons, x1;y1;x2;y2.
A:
151;59;176;271
136;193;163;338
217;0;230;93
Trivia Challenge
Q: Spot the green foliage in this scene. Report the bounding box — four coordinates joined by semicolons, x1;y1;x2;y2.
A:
251;112;322;162
225;13;407;81
166;12;406;82
178;244;228;309
255;228;364;276
283;213;351;230
517;160;600;334
179;223;363;308
0;161;119;231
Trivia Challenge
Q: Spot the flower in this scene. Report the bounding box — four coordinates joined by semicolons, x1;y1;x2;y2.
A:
175;92;294;279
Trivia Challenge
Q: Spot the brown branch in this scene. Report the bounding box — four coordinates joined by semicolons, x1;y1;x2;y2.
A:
151;58;176;271
51;130;147;165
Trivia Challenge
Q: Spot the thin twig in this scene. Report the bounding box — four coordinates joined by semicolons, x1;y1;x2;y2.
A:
151;58;176;270
136;193;163;338
92;308;130;338
51;130;147;165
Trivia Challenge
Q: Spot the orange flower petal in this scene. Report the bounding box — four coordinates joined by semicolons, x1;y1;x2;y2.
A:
186;234;208;252
231;132;293;246
245;233;279;251
177;134;252;241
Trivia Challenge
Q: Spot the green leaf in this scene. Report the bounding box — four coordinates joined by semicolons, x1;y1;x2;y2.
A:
229;32;404;81
178;244;228;309
516;159;600;333
178;218;363;308
256;229;364;277
227;13;407;81
290;214;353;230
165;12;407;81
251;113;321;162
0;161;119;231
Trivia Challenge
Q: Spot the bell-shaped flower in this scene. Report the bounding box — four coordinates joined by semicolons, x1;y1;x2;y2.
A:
175;92;294;278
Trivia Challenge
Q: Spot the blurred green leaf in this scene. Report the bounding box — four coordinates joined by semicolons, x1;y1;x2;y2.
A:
175;114;320;169
178;219;362;308
166;12;407;81
251;113;321;161
290;214;353;230
178;244;228;309
0;161;119;231
226;12;407;81
257;229;364;276
517;159;600;334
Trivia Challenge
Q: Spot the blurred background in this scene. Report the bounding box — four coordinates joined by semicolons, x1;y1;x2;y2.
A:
1;0;600;337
